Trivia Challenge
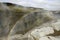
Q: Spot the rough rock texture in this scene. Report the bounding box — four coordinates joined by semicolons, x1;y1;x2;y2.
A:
0;3;60;40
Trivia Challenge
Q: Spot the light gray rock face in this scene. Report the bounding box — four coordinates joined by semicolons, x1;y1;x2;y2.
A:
0;3;60;40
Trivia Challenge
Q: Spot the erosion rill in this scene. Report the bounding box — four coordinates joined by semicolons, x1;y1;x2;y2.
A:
0;3;60;40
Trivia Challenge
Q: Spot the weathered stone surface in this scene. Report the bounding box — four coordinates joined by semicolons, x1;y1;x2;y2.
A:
52;20;60;31
39;36;50;40
31;27;54;38
0;3;60;40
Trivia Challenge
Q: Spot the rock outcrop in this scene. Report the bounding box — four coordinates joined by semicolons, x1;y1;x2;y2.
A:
0;3;60;40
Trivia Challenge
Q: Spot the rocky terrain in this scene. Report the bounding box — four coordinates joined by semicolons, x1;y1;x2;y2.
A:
0;3;60;40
